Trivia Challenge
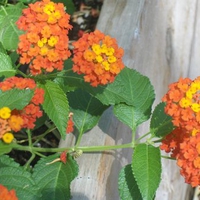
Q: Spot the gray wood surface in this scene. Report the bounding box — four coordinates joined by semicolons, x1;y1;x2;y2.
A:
60;0;199;199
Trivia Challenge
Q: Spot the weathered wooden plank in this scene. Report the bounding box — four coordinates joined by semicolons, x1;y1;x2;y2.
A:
60;0;200;199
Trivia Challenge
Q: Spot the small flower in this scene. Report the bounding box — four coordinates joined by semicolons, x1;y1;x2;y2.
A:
16;0;72;75
72;30;124;87
2;132;14;144
60;151;67;164
0;107;11;119
0;184;18;200
66;112;74;134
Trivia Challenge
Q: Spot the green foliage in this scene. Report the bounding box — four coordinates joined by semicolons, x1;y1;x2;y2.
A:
150;102;175;137
52;0;75;15
40;80;69;139
0;161;41;199
0;52;16;77
0;3;24;50
0;141;12;155
132;144;161;200
118;164;143;200
0;154;19;167
114;103;150;131
0;88;34;110
32;154;79;200
92;67;155;107
68;89;108;133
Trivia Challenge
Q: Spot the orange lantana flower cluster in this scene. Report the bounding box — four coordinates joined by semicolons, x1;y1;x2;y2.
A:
0;107;23;144
0;184;18;200
160;77;200;186
16;0;72;75
0;77;44;129
72;30;124;87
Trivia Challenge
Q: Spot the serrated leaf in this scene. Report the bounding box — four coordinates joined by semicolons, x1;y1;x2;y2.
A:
150;102;175;137
64;67;155;111
0;42;6;54
32;154;79;200
132;144;161;200
40;80;69;139
0;141;12;155
118;164;143;200
0;154;19;167
0;3;25;50
68;89;108;133
0;88;34;110
0;52;16;77
114;103;150;131
0;166;41;199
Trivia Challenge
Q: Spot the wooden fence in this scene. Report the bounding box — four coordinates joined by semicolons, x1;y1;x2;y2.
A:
60;0;199;199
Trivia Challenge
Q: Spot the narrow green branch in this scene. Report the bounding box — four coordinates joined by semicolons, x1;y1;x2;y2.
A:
33;125;56;146
135;131;151;143
161;155;176;160
24;153;35;170
11;142;134;153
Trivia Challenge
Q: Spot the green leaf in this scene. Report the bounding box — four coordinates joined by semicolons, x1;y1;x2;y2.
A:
52;0;75;15
94;68;155;107
0;166;41;199
0;52;16;77
0;42;6;54
68;89;108;133
132;144;161;200
0;88;34;110
114;103;150;131
32;153;79;200
0;3;25;50
118;164;143;200
0;141;12;155
150;102;175;137
40;80;69;139
0;154;19;167
64;67;155;112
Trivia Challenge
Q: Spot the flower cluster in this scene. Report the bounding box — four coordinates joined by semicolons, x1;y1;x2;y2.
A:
16;0;72;75
0;77;44;129
161;77;200;186
0;107;23;143
72;30;124;87
0;184;18;200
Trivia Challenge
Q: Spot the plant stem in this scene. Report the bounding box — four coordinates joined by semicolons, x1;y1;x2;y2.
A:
32;125;56;146
135;131;151;143
161;155;176;160
12;142;134;153
24;153;35;170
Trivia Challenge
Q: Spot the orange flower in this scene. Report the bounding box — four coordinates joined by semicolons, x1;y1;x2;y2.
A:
72;30;124;87
163;77;200;132
0;184;18;200
16;0;72;75
0;77;44;129
160;129;200;187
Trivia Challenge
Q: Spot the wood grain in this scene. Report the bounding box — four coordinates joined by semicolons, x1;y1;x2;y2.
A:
60;0;200;199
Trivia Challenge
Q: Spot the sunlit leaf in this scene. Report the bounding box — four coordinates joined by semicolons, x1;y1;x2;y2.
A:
132;144;161;200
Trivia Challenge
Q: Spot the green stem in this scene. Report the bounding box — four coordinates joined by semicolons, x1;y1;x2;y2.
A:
27;129;32;146
11;142;134;153
24;153;35;170
33;125;56;146
161;155;176;160
135;131;151;143
16;69;28;78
